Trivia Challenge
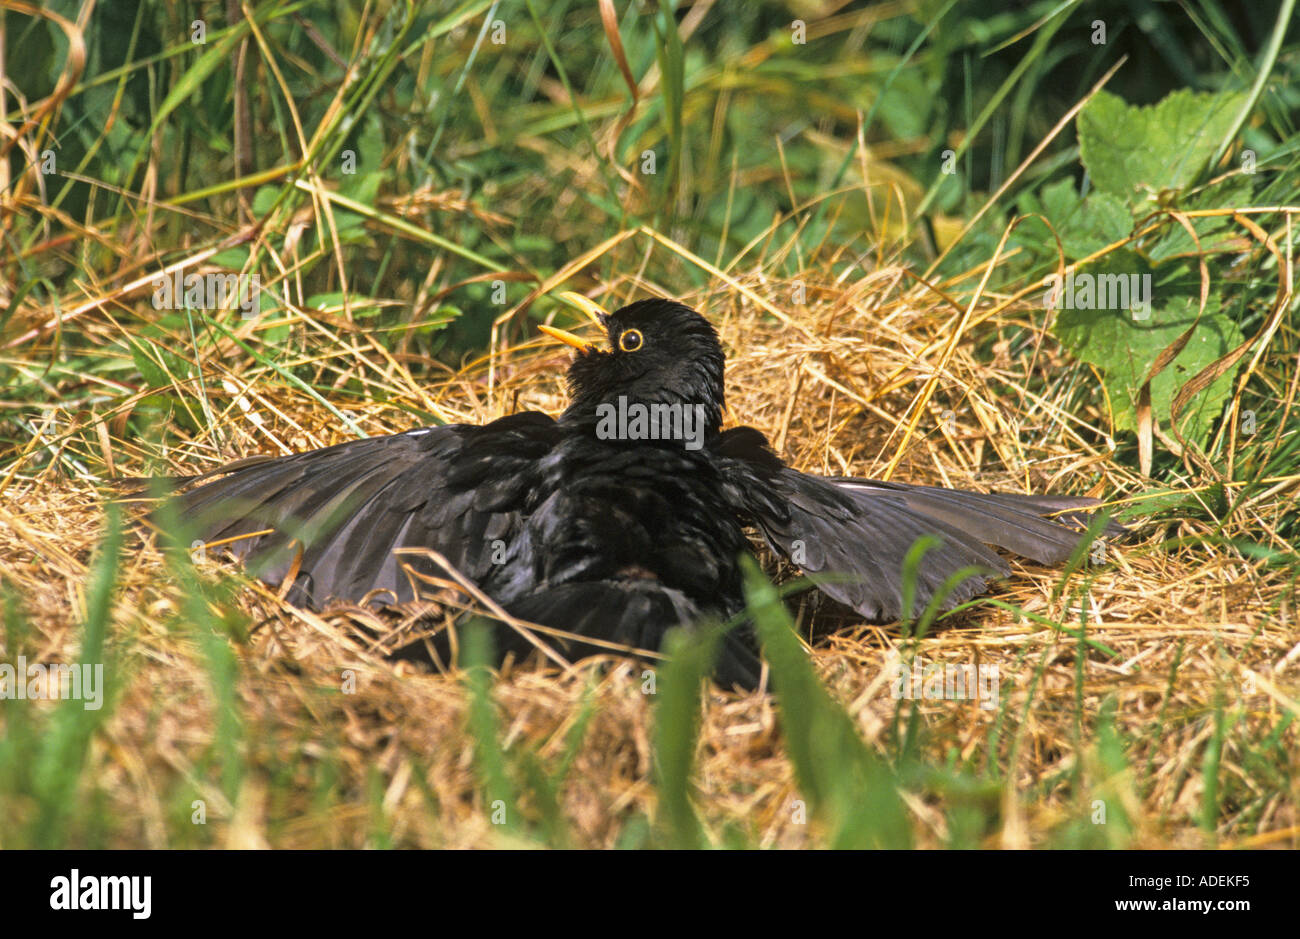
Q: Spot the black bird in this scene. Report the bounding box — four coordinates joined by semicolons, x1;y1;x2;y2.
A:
161;296;1115;685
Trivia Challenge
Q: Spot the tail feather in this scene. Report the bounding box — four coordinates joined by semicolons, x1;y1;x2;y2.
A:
394;579;761;690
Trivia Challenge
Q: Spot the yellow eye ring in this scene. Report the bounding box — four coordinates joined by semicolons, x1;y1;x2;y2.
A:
618;329;644;352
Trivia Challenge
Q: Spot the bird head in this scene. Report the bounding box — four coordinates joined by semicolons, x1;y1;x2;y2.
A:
541;297;726;443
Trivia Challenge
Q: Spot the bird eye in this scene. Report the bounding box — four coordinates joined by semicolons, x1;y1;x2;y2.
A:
618;329;644;352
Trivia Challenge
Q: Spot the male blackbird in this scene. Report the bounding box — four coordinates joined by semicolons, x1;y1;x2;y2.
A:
165;296;1114;685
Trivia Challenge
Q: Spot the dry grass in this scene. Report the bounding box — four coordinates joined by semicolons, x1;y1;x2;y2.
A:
2;246;1297;849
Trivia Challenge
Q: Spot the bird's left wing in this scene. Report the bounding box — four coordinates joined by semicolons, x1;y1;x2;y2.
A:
716;427;1107;622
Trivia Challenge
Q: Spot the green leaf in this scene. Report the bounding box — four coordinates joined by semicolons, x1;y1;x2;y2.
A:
1054;254;1244;444
209;247;251;269
1146;175;1254;263
336;172;385;231
252;186;281;217
129;341;169;391
1016;179;1133;261
1079;89;1248;205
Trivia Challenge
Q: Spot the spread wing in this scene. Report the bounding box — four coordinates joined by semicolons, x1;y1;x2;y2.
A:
718;427;1115;622
157;415;763;685
163;411;560;608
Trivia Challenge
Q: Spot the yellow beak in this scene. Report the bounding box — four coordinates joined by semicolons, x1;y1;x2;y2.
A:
539;291;612;352
538;323;597;352
556;291;610;326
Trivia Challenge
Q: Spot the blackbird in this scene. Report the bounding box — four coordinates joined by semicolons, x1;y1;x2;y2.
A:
162;296;1116;685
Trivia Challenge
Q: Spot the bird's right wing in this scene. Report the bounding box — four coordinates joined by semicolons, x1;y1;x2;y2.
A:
157;411;561;608
717;427;1110;622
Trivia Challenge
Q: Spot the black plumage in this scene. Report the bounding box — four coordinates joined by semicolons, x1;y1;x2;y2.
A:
160;298;1118;685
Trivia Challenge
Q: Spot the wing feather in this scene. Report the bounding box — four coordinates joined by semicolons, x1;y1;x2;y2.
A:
719;426;1115;622
166;413;560;608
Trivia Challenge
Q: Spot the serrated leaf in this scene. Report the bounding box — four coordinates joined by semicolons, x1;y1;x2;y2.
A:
1078;191;1134;251
1146;175;1254;262
1016;181;1132;262
1055;257;1243;445
1079;89;1247;205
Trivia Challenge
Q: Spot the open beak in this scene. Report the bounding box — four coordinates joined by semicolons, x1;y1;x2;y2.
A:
537;323;597;353
538;291;612;352
556;291;610;326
